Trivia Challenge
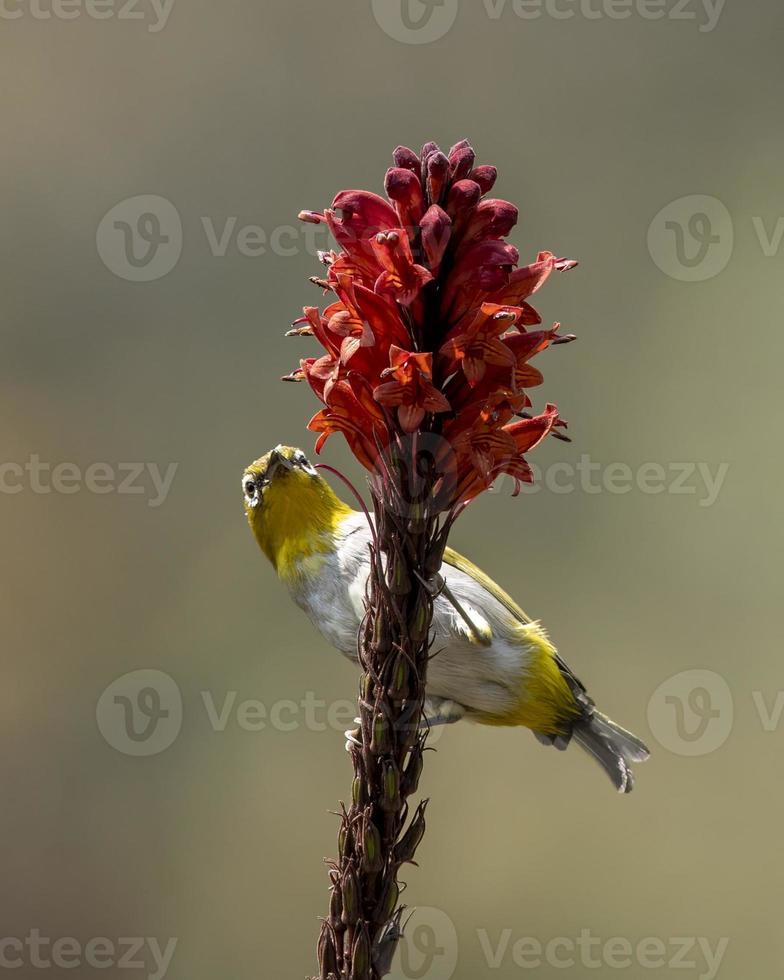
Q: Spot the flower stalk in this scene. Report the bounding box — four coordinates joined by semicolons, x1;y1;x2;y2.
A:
288;139;576;980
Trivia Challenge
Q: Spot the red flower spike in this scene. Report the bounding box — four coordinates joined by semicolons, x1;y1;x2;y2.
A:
289;139;577;511
374;346;451;433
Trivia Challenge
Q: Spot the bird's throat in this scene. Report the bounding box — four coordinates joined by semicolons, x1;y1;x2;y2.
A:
247;473;351;581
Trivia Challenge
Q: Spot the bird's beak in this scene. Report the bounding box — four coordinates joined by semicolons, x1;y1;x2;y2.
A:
268;446;294;475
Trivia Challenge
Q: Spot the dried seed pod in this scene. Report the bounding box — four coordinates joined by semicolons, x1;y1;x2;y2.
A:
352;776;366;807
410;598;430;646
340;868;360;927
370;713;390;755
387;651;410;701
395;700;421;751
351;926;372;980
329;883;343;932
388;554;411;595
374;877;400;925
337;819;349;856
361;813;384;873
317;924;340;980
372;908;406;978
401;745;424;798
393;801;428;865
380;759;400;811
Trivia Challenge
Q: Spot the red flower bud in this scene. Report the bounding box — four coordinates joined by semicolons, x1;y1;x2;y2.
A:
468;164;498;194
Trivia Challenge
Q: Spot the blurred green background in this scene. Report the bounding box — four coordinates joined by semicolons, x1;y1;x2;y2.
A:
2;1;782;978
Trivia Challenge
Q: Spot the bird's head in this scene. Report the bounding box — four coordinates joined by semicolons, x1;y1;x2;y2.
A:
242;445;351;574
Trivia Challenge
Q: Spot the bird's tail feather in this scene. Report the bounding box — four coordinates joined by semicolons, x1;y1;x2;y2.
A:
571;712;650;794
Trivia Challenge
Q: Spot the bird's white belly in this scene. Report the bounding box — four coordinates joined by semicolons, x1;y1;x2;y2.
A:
287;540;533;719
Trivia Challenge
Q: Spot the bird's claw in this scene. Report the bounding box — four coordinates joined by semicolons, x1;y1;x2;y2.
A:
344;718;362;752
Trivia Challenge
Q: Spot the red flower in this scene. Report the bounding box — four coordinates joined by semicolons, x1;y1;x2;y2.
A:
449;401;562;502
307;379;388;472
288;139;577;511
374;347;451;433
439;303;520;386
371;231;433;307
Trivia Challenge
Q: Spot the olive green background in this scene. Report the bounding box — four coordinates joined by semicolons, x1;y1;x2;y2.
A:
2;1;782;978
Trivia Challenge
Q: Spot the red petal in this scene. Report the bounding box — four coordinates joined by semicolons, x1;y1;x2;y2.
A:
398;404;425;432
373;381;406;407
420;205;452;271
331;190;399;240
463;356;487;385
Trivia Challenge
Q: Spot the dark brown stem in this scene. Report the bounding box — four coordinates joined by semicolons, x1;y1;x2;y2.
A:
315;444;442;980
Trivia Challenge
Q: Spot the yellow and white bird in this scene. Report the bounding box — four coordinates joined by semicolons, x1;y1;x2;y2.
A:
243;445;649;792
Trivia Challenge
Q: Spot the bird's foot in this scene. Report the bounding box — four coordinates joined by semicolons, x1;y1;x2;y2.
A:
344;698;465;750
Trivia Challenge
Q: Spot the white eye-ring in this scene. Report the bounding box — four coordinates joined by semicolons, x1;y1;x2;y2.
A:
294;451;317;476
243;477;258;503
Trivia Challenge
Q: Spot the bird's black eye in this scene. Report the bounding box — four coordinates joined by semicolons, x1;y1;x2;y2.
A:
244;479;256;498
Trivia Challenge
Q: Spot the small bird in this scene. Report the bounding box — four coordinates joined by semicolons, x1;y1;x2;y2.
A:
243;445;650;792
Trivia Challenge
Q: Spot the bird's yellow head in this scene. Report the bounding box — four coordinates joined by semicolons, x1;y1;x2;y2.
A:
242;445;351;578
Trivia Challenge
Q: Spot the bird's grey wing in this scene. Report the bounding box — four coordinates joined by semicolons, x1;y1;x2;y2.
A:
442;545;589;699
